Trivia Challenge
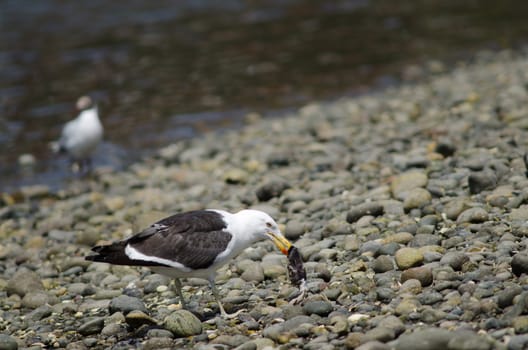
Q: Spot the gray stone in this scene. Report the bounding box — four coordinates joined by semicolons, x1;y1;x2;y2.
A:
447;331;492;350
356;341;391;350
378;315;405;335
0;334;18;350
403;188;432;210
468;171;497;194
26;304;53;321
6;268;44;297
444;199;470;221
67;283;96;296
410;234;441;247
508;334;528;350
302;300;333;316
440;252;469;271
377;288;396;303
379;242;401;256
513;316;528;334
456;207;489;224
498;284;522;308
328;314;348;335
223;168;249;184
101;323;127;337
164;310;202;337
322;219;350;236
391;171;428;200
371;255;394;273
256;178;290;201
262;323;283;341
109;295;148;315
262;316;315;342
395;328;452;350
211;335;251;347
125;310;158;328
510;205;528;221
78;317;105;336
419;291;443;305
146;329;174;339
363;327;396;343
21;292;50;309
401;266;433;287
435;141;457;157
395;298;421;316
240;262;265;283
142;337;174;350
399;279;422;294
511;253;528;276
261;263;287;279
346;202;384;223
234;342;257;350
284;315;316;329
285;220;306;240
345;332;365;349
395;247;424;270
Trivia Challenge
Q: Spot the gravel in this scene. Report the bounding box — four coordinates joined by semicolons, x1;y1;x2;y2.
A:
2;49;528;348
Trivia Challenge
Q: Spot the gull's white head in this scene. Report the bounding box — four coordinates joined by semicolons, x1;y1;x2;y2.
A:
235;209;292;255
76;96;94;110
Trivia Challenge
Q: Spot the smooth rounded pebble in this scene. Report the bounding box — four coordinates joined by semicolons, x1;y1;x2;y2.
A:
346;202;384;223
0;334;18;350
400;266;433;287
511;253;528;276
302;300;333;316
468;171;497;194
371;255;394;273
403;188;432;210
6;268;44;297
356;340;391;350
507;335;528;350
142;337;175;350
446;331;492;350
109;295;148;315
163;310;202;337
255;179;290;201
78;317;105;336
456;207;489;224
125;310;158;328
285;220;306;239
513;316;528;334
395;247;424;270
391;171;428;200
240;262;265;282
394;328;452;350
21;291;50;309
440;252;469;271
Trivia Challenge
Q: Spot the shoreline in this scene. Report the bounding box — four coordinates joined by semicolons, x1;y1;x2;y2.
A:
2;49;528;349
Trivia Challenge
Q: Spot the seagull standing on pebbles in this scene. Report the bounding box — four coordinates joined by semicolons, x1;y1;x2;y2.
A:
53;96;103;172
85;209;293;317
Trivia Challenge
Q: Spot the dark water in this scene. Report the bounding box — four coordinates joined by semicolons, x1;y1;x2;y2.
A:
2;0;528;192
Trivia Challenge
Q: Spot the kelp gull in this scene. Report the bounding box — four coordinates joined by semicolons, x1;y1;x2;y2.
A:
85;209;292;317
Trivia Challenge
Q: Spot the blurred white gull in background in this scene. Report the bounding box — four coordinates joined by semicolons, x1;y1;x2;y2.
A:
52;96;103;173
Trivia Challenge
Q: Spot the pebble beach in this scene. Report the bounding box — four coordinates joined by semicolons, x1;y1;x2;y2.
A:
2;50;528;349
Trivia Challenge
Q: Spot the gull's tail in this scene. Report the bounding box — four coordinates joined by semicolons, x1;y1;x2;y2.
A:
85;241;161;267
85;242;132;265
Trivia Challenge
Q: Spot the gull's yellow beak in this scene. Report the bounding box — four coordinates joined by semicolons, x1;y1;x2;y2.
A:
267;232;292;255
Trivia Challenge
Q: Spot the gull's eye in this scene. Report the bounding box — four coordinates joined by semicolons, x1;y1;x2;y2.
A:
266;222;273;228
